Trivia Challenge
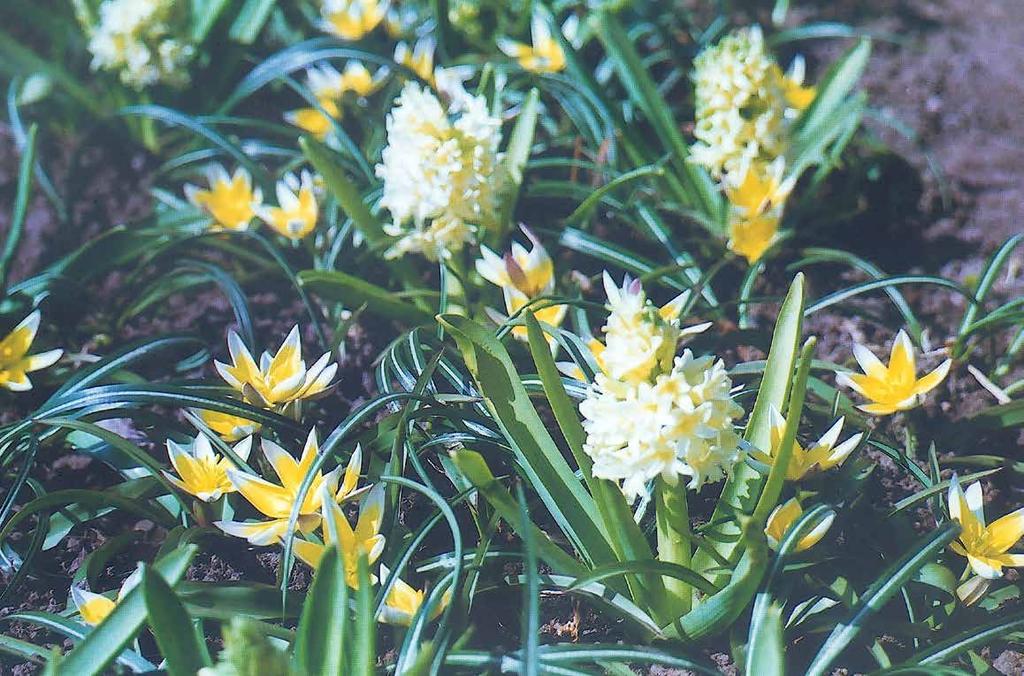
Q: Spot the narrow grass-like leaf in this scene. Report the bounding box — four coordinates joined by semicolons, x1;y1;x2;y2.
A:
299;270;433;324
497;88;540;237
228;0;277;44
0;122;35;292
805;523;960;676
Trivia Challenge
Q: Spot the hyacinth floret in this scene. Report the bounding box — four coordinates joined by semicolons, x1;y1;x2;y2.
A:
376;82;504;260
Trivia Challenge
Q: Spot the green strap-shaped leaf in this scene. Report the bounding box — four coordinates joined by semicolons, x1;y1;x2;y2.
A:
450;449;587;578
58;545;198;676
294;548;350;675
440;315;618;571
299;269;434;324
301;136;385;246
692;274;805;582
141;566;212;676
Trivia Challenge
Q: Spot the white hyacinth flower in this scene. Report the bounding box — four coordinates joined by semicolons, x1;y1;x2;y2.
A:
375;83;504;261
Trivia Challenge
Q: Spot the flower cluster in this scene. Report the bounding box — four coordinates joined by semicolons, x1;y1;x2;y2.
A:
579;274;743;500
81;0;195;90
691;26;815;263
376;82;504;260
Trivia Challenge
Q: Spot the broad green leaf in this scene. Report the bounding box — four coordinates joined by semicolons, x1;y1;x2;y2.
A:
496;88;540;237
228;0;276;43
793;39;872;144
142;567;212;675
300;136;384;246
693;274;805;581
450;449;586;577
58;545;198;676
440;315;617;571
295;548;350;675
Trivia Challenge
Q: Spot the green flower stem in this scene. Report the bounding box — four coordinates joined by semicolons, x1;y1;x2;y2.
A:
656;477;692;616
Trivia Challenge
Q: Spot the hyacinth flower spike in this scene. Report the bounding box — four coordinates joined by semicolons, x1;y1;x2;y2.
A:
184;165;262;232
836;329;951;415
215;326;337;409
0;311;63;391
293;483;386;587
164;433;253;503
71;567;142;626
765;498;835;552
497;13;566;74
377;564;449;626
216;430;339;545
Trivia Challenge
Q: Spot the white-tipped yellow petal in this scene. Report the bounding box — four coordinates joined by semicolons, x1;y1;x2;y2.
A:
215;518;290;546
232;436;254;462
25;349;62;372
851;343;886;378
339;445;363;499
71;587;116;626
260;439;301;489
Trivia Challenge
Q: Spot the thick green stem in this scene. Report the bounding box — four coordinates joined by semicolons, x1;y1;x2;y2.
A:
656;477;692;616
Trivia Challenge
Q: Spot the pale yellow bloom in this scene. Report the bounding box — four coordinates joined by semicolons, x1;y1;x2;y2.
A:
394;37;435;85
948;474;1024;580
163;434;252;502
285;63;388;139
748;407;863;482
765;498;834;552
319;0;388;40
215;325;336;409
195;408;262;442
836;330;951;415
184;165;262;232
476;227;567;344
0;311;62;391
216;430;341;545
256;171;319;241
497;14;566;74
377;564;449;626
293;483;385;588
71;567;142;626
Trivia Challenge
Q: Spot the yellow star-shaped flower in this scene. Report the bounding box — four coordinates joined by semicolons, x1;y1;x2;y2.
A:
215;430;341;545
71;567;142;626
748;407;863;482
497;14;566;74
256;171;319;241
318;0;388;40
765;498;834;552
184;165;262;232
948;474;1024;580
163;433;252;503
836;330;951;415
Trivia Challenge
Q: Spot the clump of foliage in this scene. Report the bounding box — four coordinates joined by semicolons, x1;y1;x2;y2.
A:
0;0;1022;674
